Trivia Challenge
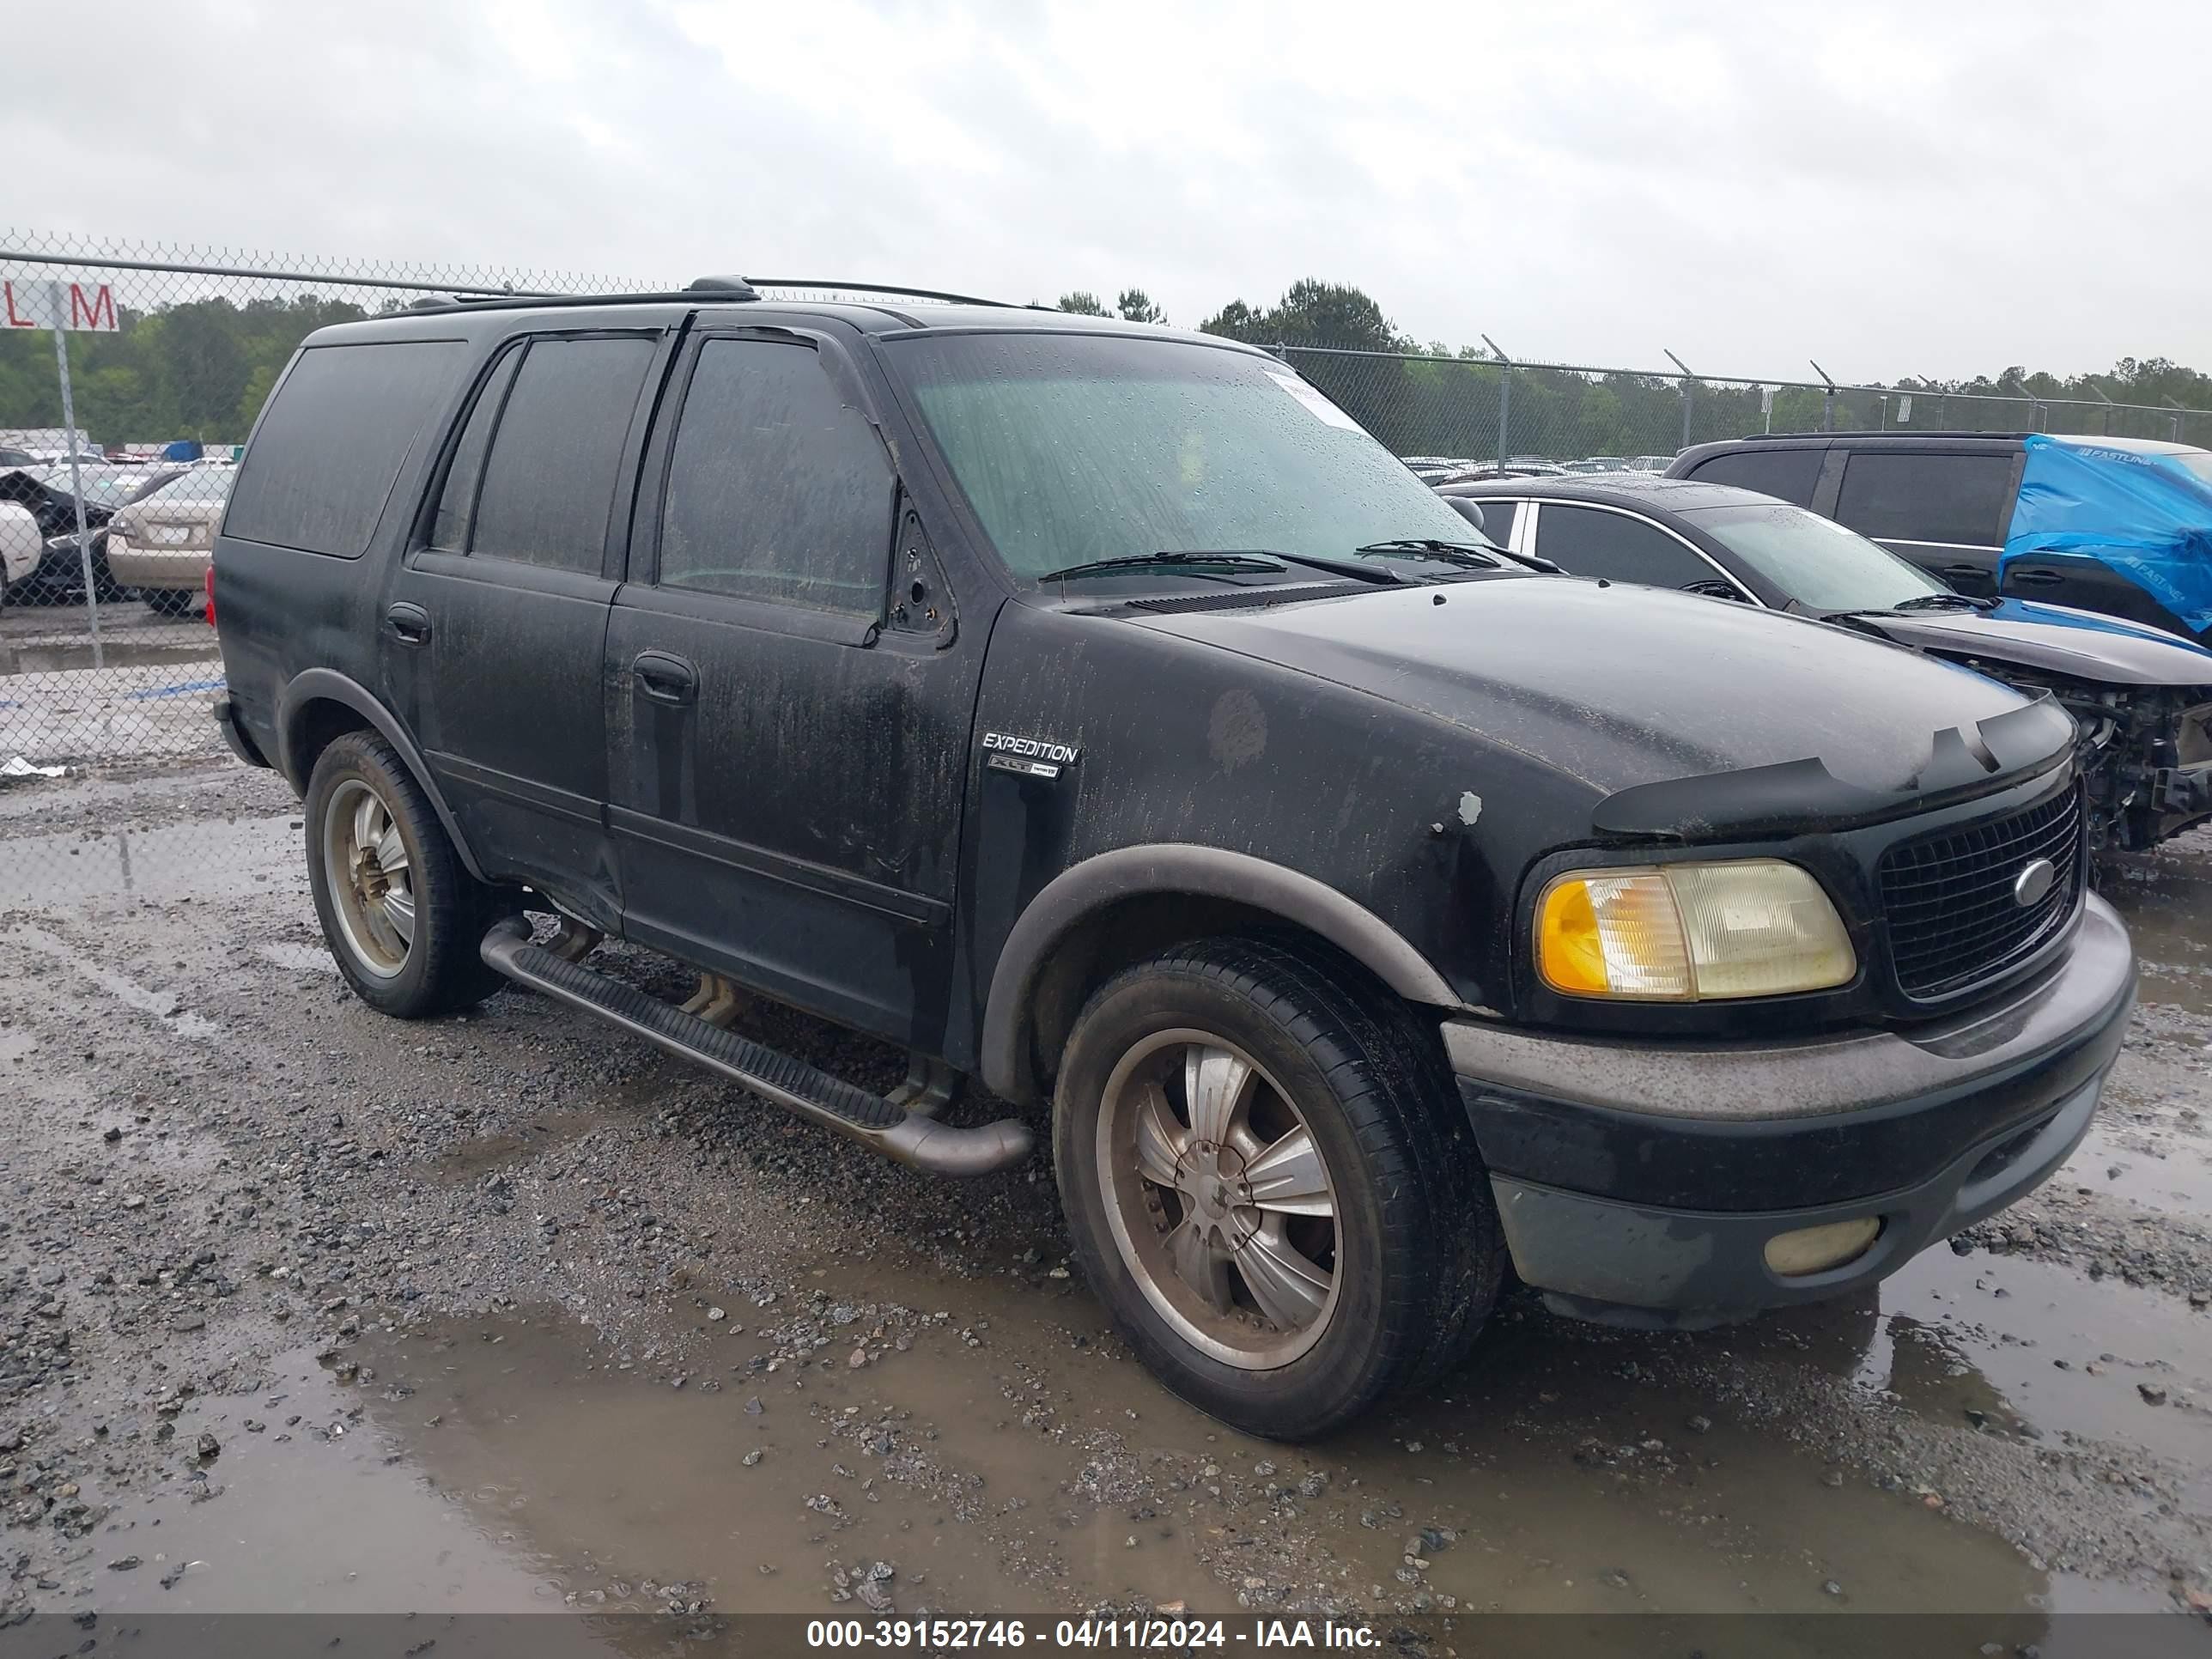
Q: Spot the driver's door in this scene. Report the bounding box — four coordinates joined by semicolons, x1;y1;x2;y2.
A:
603;327;984;1050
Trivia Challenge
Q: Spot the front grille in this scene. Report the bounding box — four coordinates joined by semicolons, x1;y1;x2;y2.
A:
1879;782;2083;999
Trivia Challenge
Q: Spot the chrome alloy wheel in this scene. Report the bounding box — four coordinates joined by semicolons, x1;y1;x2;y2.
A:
1096;1029;1340;1369
323;777;416;979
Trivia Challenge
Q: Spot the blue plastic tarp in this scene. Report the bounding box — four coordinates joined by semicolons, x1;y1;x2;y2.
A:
2002;434;2212;634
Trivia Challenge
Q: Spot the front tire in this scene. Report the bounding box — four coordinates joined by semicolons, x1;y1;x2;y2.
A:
305;731;506;1018
1054;938;1501;1440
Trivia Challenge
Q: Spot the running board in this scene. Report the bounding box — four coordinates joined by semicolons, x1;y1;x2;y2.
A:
478;919;1032;1177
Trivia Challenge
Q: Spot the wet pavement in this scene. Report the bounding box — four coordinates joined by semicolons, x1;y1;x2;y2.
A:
1;761;2208;1643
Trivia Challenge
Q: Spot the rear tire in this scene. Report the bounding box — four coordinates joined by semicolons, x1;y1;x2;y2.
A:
144;586;201;617
1053;937;1502;1440
305;731;507;1018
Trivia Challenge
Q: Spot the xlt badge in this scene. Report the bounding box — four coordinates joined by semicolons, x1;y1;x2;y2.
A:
982;731;1080;780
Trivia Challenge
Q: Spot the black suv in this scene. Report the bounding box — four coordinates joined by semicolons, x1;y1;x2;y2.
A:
1667;431;2212;644
211;283;2135;1438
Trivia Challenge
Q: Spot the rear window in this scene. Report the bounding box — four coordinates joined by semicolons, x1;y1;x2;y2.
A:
226;341;463;557
1680;446;1824;506
1834;450;2014;546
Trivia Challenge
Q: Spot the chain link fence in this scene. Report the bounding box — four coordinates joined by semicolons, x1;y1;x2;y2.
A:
3;228;2210;908
1277;346;2212;480
0;235;666;905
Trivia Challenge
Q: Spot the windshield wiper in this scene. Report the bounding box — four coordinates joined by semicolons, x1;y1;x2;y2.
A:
1891;592;1999;612
1357;537;1562;574
1035;551;1290;583
1039;550;1408;586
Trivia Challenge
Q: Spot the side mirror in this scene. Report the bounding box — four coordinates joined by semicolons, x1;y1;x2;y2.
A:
1442;497;1488;534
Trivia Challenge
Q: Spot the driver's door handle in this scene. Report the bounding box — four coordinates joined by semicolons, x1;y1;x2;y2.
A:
386;602;432;646
632;649;699;706
1941;563;1992;582
2009;568;2063;587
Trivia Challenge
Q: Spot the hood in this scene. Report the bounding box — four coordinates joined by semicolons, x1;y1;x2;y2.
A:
1127;577;2069;833
1834;598;2212;690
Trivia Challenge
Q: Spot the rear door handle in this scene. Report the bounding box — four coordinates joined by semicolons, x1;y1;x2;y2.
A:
1941;562;1992;581
632;649;699;705
386;602;432;646
2010;568;2063;586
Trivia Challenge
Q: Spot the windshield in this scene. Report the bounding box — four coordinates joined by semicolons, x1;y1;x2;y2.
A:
890;333;1486;580
1679;501;1949;611
136;467;235;510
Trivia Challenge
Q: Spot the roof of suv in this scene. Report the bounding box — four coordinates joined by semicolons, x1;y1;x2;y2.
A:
311;284;1260;354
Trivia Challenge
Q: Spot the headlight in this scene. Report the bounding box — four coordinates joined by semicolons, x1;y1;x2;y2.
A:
1535;859;1855;1001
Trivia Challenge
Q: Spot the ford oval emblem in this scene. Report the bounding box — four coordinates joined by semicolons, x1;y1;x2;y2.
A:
2013;857;2057;908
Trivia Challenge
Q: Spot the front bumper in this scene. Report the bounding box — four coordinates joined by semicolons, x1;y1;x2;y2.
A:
1445;893;2135;1326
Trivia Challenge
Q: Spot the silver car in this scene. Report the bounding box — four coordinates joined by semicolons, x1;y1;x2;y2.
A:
106;465;234;616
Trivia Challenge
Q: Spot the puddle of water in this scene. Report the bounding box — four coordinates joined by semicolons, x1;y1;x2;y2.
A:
430;1112;616;1181
1838;1248;2211;1472
2;640;220;674
2061;1119;2212;1220
13;922;221;1037
556;1249;2086;1619
79;1351;583;1618
350;1312;1103;1616
0;812;302;907
2102;860;2212;1018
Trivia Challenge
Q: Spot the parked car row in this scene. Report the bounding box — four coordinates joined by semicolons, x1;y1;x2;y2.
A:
1437;447;2212;851
0;459;231;617
1404;453;1678;484
210;289;2136;1438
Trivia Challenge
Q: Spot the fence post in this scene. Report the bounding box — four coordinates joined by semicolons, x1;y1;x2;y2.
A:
1663;350;1697;451
1481;335;1511;470
50;320;103;671
1810;361;1838;433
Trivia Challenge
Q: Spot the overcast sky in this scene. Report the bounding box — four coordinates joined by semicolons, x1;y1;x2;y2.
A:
9;0;2205;381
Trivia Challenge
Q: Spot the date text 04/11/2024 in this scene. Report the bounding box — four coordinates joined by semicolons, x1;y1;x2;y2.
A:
804;1617;1382;1648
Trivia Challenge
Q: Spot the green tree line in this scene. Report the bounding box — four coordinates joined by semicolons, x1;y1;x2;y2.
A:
3;277;2206;460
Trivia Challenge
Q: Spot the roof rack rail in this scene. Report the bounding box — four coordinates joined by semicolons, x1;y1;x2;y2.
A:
740;277;1021;308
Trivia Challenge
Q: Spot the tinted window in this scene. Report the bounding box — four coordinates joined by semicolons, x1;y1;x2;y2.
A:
658;339;895;613
1474;498;1516;541
429;346;523;552
470;337;655;574
1533;502;1728;589
1834;451;2014;545
1680;446;1824;506
227;342;462;557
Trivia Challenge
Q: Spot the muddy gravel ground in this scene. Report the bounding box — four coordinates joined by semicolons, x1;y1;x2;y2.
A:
1;757;2208;1650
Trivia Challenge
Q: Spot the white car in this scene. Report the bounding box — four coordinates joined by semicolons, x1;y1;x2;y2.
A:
105;465;234;617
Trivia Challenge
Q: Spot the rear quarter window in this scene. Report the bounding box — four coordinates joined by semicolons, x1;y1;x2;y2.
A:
225;340;464;557
1680;447;1824;506
1833;450;2015;546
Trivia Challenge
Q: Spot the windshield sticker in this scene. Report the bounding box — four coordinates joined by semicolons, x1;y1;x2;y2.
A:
1266;371;1364;431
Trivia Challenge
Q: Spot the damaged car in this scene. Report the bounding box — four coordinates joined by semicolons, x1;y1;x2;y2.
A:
0;459;183;605
213;286;2134;1438
1439;474;2212;852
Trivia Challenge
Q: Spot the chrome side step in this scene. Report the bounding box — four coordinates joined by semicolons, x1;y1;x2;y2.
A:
478;919;1032;1177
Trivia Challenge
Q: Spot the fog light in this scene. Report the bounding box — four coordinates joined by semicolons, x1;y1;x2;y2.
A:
1763;1217;1881;1277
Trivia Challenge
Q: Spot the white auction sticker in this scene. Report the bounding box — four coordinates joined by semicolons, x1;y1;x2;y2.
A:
1266;370;1364;430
